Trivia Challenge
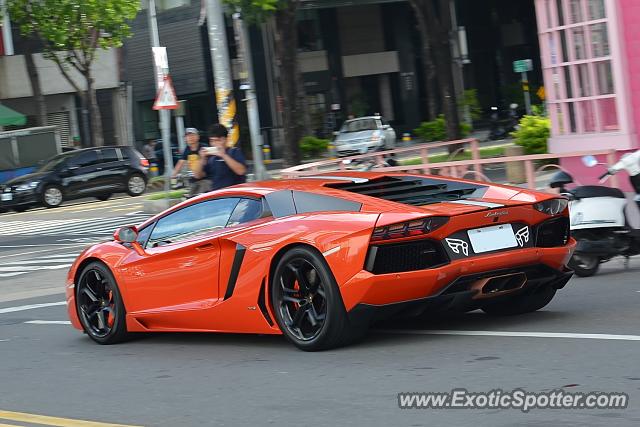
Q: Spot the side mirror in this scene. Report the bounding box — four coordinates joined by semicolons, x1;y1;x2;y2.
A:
581;155;598;168
382;124;390;130
333;131;340;137
114;225;138;243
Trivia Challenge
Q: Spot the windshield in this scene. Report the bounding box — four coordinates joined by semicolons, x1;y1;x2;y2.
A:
340;119;379;133
38;153;73;172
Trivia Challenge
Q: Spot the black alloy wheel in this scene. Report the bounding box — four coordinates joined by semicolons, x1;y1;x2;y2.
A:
271;247;367;351
76;262;129;344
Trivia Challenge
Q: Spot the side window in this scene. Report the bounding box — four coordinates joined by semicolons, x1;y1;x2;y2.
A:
70;150;99;167
100;148;120;163
148;198;240;247
227;198;265;227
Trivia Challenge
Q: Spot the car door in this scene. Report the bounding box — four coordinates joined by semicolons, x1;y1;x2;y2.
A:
98;147;128;191
62;150;102;197
120;197;241;328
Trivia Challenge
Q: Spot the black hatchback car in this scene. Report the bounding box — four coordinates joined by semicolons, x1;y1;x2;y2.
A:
0;146;149;212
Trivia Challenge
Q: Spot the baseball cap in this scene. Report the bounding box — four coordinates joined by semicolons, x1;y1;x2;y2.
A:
185;128;199;135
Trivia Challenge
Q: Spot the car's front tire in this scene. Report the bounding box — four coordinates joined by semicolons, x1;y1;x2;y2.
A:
42;185;64;208
76;261;129;344
271;247;367;351
481;284;556;316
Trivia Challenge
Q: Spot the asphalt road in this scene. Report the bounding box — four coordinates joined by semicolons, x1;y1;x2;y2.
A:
1;197;640;426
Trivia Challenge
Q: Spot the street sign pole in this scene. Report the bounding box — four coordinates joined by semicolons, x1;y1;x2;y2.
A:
148;0;173;195
175;101;186;153
514;59;533;115
232;12;268;181
521;71;532;115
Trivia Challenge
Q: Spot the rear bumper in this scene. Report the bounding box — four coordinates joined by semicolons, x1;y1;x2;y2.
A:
340;240;575;312
347;264;573;325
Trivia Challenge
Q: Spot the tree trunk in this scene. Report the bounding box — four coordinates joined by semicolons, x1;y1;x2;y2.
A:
409;0;438;121
25;53;48;126
86;72;104;147
422;0;461;150
275;1;302;167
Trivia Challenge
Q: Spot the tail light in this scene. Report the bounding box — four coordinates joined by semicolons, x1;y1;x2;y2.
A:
371;216;449;242
140;158;150;167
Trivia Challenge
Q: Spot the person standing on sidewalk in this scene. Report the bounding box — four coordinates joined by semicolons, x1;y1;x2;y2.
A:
171;128;211;196
195;123;247;190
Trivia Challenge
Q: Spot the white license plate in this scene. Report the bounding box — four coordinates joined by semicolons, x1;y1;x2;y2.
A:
467;224;517;253
1;193;12;201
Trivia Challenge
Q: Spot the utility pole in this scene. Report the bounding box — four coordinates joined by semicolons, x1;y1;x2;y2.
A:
205;0;239;147
147;0;173;195
1;0;15;55
232;12;268;180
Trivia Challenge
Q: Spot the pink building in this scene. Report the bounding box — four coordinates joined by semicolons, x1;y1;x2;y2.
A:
535;0;640;187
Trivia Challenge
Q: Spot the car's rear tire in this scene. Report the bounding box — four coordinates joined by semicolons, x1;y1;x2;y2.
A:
95;193;112;201
271;247;367;351
42;185;64;208
481;284;557;316
76;261;129;344
568;254;600;277
126;173;146;196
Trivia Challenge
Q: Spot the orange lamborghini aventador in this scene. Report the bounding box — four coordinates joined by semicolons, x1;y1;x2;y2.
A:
66;172;575;351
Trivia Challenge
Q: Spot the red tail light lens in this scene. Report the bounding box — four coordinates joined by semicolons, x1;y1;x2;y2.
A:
140;158;150;167
371;216;449;242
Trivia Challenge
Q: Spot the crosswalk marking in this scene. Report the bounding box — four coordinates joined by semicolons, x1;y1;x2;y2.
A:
0;213;150;237
0;253;77;279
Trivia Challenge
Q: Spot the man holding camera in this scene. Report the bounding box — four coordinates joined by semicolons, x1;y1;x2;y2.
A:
195;123;247;190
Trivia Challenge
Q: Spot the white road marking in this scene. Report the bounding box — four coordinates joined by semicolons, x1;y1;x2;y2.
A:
378;329;640;342
2;258;77;265
0;243;86;248
0;264;71;272
0;272;28;278
0;301;66;314
0;248;80;260
24;320;71;325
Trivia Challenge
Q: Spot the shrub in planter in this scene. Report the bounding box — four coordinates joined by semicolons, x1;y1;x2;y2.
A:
414;115;471;142
299;136;329;158
511;114;550;155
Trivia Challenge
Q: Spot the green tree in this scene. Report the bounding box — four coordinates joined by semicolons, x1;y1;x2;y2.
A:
224;0;304;167
6;0;140;146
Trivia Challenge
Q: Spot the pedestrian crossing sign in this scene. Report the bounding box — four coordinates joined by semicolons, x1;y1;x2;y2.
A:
153;75;178;110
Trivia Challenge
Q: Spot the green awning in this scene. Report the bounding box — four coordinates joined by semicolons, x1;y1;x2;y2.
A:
0;104;27;127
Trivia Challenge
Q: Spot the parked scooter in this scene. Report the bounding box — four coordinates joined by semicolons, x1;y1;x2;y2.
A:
489;104;520;140
549;153;640;276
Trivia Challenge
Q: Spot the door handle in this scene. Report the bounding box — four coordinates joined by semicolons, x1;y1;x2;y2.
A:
196;242;216;251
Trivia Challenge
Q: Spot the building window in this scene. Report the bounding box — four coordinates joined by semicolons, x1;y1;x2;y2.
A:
588;0;606;20
537;0;617;136
297;10;323;52
590;23;609;57
569;0;584;23
595;60;614;94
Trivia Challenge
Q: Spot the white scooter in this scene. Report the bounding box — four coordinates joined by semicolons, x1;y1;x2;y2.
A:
549;154;640;277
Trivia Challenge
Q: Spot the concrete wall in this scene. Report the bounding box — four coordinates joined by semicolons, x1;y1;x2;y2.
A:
0;49;119;99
